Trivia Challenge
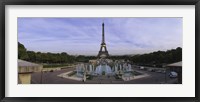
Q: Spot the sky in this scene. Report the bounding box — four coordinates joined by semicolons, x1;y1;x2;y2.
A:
18;18;182;56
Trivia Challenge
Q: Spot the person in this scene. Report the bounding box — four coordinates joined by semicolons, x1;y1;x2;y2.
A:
83;74;86;82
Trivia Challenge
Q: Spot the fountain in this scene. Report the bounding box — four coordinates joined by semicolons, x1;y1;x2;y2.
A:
95;64;112;75
76;64;84;78
56;59;141;83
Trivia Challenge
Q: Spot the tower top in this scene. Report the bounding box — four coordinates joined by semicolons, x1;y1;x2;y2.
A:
102;22;105;43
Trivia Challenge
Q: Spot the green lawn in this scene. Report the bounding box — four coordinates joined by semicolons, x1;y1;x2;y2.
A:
43;64;69;68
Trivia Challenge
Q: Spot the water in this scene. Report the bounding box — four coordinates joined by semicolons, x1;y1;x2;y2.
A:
95;64;112;75
76;64;84;78
75;63;132;77
124;72;131;77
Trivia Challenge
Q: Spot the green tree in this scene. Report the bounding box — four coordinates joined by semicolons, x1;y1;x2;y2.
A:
18;42;29;60
27;51;36;62
35;52;42;63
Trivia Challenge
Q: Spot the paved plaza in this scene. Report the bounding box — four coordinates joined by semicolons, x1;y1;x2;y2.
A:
31;67;178;84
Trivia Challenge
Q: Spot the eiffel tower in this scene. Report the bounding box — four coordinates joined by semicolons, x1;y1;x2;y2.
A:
97;22;109;58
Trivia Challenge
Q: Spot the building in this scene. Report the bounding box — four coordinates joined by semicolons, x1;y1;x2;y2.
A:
89;59;97;65
166;61;182;84
18;59;43;84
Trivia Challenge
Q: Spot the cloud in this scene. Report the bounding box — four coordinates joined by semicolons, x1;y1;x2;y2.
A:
18;17;182;55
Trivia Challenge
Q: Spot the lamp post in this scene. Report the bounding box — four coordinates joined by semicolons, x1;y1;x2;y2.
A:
40;69;43;84
165;67;167;83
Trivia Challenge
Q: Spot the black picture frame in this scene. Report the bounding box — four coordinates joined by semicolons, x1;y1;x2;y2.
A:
0;0;199;102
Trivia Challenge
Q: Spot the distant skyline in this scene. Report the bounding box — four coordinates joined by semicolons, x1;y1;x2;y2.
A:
18;18;182;55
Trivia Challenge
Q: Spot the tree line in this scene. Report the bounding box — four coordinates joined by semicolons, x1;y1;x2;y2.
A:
18;42;182;66
129;47;182;67
18;42;97;63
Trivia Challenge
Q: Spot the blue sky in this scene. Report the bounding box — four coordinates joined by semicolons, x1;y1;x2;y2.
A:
18;18;182;55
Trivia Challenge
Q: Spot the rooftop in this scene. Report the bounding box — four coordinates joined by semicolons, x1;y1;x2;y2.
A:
18;59;41;67
166;61;182;67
